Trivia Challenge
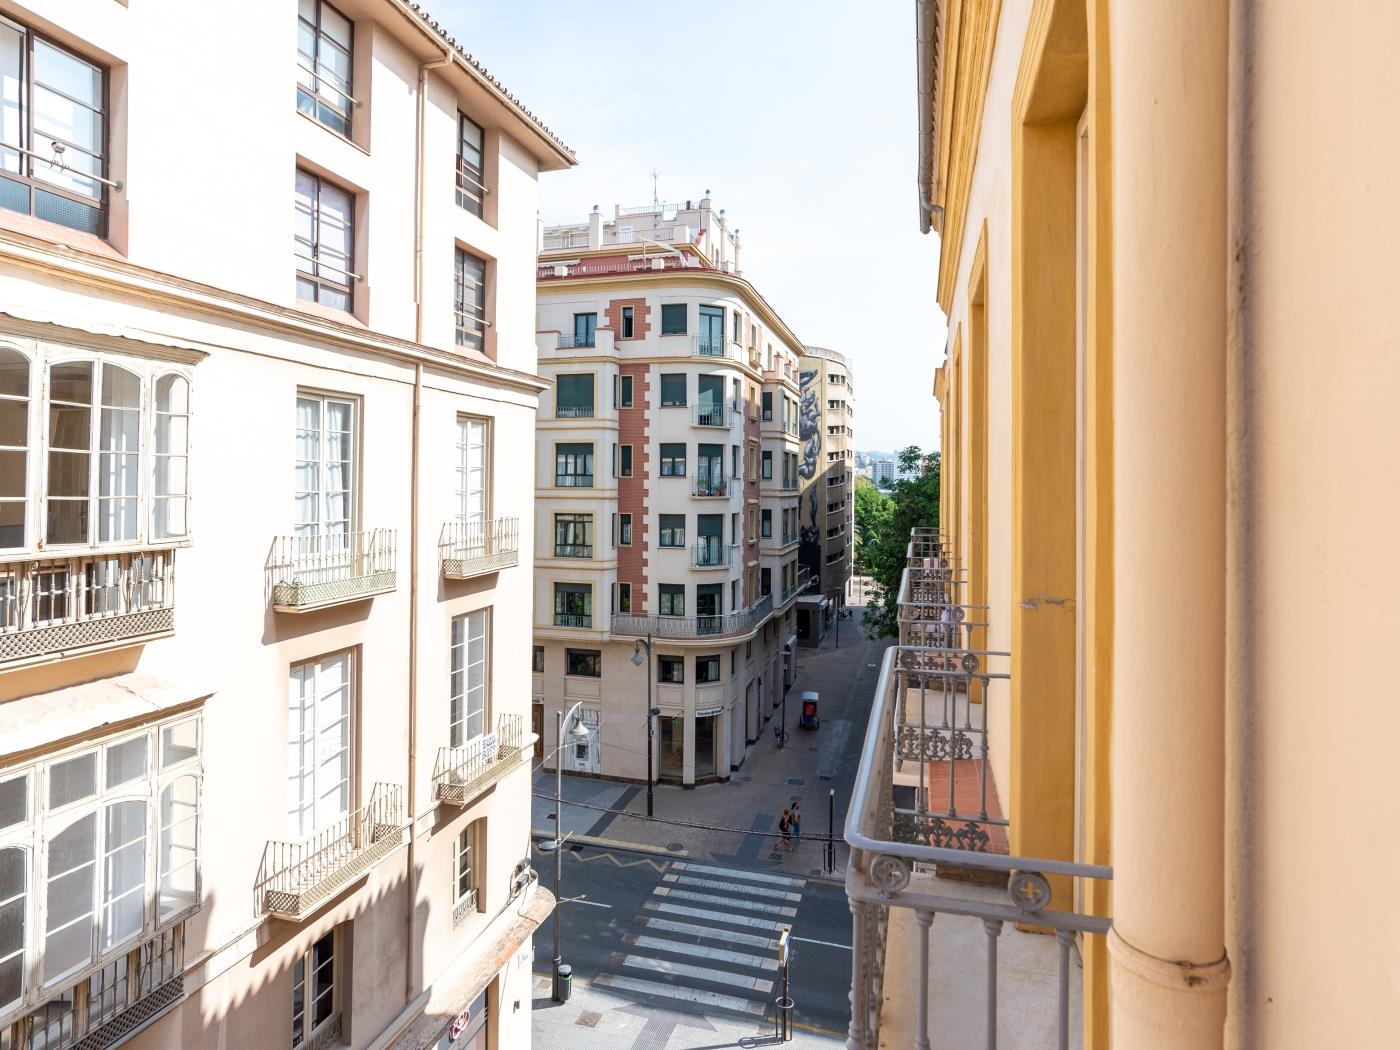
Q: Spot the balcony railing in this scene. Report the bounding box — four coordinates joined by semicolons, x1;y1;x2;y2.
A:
0;549;176;666
555;473;594;488
554;404;595;419
611;593;772;640
554;543;593;559
692;402;728;427
537;254;707;280
554;611;592;628
256;783;405;921
556;333;596;349
440;518;519;579
433;713;526;807
267;530;396;612
692;472;727;497
691;541;734;568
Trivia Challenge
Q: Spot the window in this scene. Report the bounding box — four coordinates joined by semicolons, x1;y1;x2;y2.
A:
296;0;353;136
617;444;633;478
566;649;600;677
554;513;592;558
572;313;597;348
555;443;593;487
658;514;685;547
698;306;724;356
660;304;687;335
556;374;595;419
732;311;742;345
659;584;684;617
456;112;485;216
696;656;720;684
618;513;632;546
456;417;488;526
761;391;773;421
450;610;488;748
295;170;355;311
761;451;773;480
287;652;353;839
453;820;481;917
554;583;591;628
0;19;109;237
532;645;544;673
659;443;686;477
761;566;772;595
616;582;631;614
761;509;772;538
291;929;338;1049
659;374;686;407
620;306;635;339
454;248;488;352
153;375;191;540
657;655;683;684
619;375;634;408
294;394;356;551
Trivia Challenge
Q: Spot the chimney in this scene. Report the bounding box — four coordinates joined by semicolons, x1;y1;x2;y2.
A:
588;204;602;251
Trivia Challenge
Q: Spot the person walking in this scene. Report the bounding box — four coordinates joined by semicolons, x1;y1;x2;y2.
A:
791;803;802;851
778;808;792;852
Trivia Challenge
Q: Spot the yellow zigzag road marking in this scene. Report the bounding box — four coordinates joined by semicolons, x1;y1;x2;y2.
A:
567;850;668;873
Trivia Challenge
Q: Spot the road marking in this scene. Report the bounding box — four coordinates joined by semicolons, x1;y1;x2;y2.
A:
653;887;798;917
644;900;789;932
568;897;612;909
671;861;805;888
613;953;774;994
791;935;852;950
625;933;780;971
662;873;803;902
636;917;778;950
593;973;766;1017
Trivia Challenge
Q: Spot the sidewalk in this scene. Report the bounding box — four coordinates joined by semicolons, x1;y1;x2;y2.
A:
532;608;894;877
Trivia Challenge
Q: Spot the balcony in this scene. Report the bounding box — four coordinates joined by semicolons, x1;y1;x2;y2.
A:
256;783;405;921
433;713;526;806
554;611;592;629
555;473;594;488
612;594;772;640
554;404;595;419
692;472;727;497
691;541;735;568
0;549;176;666
692;402;728;427
696;334;725;357
556;333;596;350
266;530;397;613
537;254;708;280
441;518;519;579
553;543;592;559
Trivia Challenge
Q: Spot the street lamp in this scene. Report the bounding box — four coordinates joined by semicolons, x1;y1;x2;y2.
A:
631;636;659;817
548;701;591;1003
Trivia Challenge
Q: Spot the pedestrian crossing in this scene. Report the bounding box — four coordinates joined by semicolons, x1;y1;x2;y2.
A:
592;859;807;1020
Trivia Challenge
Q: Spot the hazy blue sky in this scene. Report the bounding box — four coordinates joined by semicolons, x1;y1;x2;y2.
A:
433;0;947;452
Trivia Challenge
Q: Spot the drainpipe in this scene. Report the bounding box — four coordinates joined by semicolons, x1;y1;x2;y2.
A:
406;41;452;1009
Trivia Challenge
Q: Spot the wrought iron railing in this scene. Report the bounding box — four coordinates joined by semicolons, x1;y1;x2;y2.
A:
266;530;396;612
555;472;594;488
0;548;176;665
554;611;592;628
612;593;773;640
696;334;724;357
691;541;733;568
433;713;526;806
554;543;592;559
440;518;519;578
256;783;404;921
556;333;596;349
555;403;595;418
693;402;728;427
692;472;727;497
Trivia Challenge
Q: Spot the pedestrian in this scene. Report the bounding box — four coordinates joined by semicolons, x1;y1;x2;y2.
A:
791;803;802;849
779;808;792;852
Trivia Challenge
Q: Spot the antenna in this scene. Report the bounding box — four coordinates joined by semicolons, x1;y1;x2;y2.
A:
648;168;660;258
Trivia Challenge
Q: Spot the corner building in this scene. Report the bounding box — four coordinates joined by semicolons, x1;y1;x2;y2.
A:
0;2;572;1048
534;200;808;786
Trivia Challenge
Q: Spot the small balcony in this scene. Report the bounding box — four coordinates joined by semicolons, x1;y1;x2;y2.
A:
441;518;519;579
611;594;772;640
433;713;527;807
256;783;404;921
267;530;397;612
0;549;176;666
554;404;595;419
696;334;725;357
554;611;592;629
553;542;593;559
691;540;735;568
692;402;728;427
556;333;595;350
691;472;728;497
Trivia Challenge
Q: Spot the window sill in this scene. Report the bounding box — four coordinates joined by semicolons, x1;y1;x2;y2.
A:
0;206;123;260
296;109;371;157
292;296;368;329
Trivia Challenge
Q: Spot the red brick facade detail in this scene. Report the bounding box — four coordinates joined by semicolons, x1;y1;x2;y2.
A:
603;297;652;341
618;364;650;614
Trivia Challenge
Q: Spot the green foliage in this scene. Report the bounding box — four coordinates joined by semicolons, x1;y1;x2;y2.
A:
860;446;940;638
853;476;892;574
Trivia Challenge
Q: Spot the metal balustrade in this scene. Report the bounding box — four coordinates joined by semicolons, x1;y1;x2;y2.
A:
692;472;727;497
612;593;772;640
256;783;404;921
267;530;397;612
556;333;595;349
433;713;526;807
554;612;592;628
691;541;733;568
554;404;595;418
440;518;519;579
0;548;176;665
692;402;728;427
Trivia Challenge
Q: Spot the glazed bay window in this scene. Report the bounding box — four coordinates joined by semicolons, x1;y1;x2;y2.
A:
555;374;595;419
658;514;685;548
295;171;355;311
659;584;684;617
452;821;482;923
454;248;488;352
554;583;591;628
659;443;686;477
297;0;354;136
554;443;593;487
554;513;592;558
291;928;338;1050
456;112;486;216
0;18;111;237
450;610;488;749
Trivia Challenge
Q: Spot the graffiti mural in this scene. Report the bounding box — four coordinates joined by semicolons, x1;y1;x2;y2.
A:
798;367;822;545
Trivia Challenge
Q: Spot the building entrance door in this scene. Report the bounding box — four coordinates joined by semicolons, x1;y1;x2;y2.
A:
660;716;685;781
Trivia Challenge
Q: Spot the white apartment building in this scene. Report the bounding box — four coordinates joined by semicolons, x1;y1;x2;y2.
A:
532;200;808;786
796;346;854;641
0;3;572;1048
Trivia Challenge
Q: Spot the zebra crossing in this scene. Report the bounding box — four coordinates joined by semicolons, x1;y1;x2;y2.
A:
592;860;806;1019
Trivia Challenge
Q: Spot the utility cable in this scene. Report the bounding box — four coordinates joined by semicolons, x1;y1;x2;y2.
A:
533;790;831;845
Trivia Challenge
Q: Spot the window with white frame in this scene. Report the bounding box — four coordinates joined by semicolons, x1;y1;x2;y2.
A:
452;820;481;921
287;652;353;839
456;417;488;527
450;610;488;749
296;0;354;137
0;715;200;1042
295;170;355;311
291;927;338;1050
294;394;355;554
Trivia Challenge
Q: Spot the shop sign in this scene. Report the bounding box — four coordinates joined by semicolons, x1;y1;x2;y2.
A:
696;705;723;717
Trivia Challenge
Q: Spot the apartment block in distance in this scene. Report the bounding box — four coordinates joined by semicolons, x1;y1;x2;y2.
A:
795;345;854;643
0;2;573;1048
533;198;809;786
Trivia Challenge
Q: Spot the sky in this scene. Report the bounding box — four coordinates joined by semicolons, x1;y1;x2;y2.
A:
432;0;948;453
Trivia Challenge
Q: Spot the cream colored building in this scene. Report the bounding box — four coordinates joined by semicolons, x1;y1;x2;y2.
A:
846;2;1400;1049
0;2;572;1048
533;200;807;786
796;345;853;640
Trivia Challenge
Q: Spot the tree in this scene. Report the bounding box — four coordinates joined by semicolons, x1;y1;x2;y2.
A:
853;476;892;574
860;446;940;638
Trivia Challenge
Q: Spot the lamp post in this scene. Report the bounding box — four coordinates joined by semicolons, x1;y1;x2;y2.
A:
631;636;658;817
549;701;591;1003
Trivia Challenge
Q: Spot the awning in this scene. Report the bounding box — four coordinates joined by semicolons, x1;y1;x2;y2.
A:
0;672;213;763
